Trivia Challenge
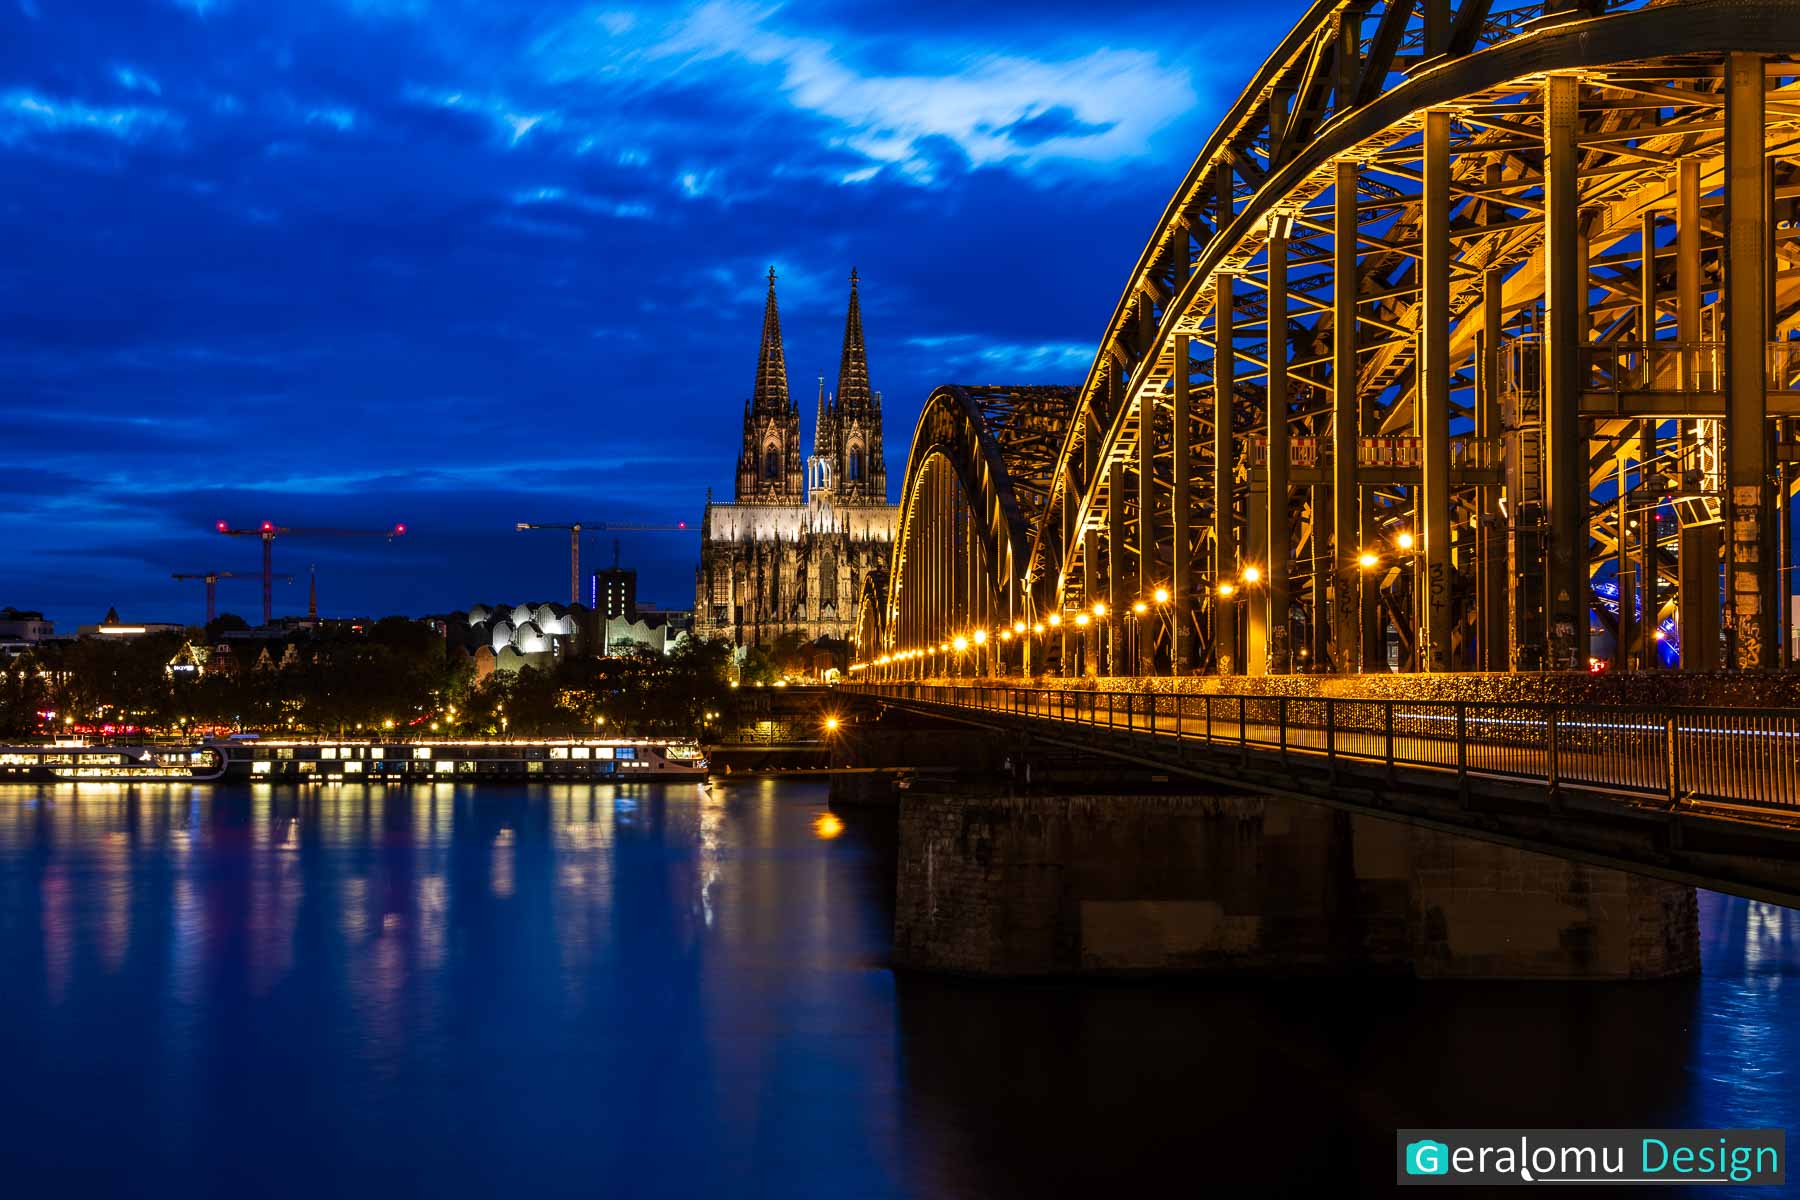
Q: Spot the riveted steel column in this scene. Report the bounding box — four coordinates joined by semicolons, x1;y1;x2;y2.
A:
1726;52;1773;670
1137;372;1157;675
1082;417;1101;676
1629;208;1658;670
1478;264;1507;670
1419;109;1453;672
1543;73;1588;671
1265;216;1292;674
1173;335;1193;674
1215;272;1238;675
1108;456;1127;676
1676;155;1721;671
1060;461;1077;674
1331;160;1362;673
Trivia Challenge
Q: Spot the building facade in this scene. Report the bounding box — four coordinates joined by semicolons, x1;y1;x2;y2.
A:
696;269;897;648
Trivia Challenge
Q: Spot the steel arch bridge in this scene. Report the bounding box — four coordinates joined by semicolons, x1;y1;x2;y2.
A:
858;0;1800;682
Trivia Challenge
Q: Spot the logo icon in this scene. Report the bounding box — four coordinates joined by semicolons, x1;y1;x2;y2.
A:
1407;1140;1449;1176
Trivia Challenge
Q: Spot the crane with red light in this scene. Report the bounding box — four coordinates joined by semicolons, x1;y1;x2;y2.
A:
514;520;695;606
214;521;407;626
172;570;294;625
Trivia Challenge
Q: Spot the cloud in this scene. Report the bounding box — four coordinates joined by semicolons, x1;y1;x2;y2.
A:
0;90;182;146
640;1;1194;180
114;67;163;96
906;334;1092;377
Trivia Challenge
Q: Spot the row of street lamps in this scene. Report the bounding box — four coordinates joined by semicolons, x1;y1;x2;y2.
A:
851;527;1433;679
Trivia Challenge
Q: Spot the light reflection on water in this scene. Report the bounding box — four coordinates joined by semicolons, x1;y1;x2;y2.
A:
0;781;1793;1198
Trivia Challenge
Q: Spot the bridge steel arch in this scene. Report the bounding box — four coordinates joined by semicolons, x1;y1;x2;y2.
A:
863;385;1078;677
938;0;1800;685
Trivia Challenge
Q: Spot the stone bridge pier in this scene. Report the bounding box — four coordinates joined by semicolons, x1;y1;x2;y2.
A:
893;788;1698;981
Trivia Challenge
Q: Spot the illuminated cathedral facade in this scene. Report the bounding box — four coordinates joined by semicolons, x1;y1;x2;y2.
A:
696;268;897;650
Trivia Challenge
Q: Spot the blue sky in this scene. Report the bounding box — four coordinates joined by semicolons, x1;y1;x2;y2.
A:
2;0;1304;626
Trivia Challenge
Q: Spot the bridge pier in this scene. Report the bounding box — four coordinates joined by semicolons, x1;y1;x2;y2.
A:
893;788;1697;981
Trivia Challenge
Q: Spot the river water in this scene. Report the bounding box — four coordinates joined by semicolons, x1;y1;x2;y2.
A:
0;780;1792;1197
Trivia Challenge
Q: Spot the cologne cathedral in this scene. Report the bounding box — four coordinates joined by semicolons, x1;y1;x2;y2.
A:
695;268;897;650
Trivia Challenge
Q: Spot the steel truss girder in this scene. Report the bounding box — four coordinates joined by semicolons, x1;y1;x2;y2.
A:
1015;0;1800;679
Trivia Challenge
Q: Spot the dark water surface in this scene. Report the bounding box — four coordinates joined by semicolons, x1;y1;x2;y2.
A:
0;781;1794;1198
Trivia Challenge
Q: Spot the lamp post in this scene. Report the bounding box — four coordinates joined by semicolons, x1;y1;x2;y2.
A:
1131;599;1149;676
1092;601;1109;676
1046;611;1063;678
1152;586;1172;676
972;628;987;677
1357;549;1383;672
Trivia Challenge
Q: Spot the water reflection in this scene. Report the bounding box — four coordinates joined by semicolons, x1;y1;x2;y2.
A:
0;781;1792;1197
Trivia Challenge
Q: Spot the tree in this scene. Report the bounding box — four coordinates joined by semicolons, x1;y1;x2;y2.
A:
205;612;251;640
0;660;45;739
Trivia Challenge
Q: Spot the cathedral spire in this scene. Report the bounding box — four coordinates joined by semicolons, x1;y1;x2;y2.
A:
814;374;831;455
752;265;790;415
834;267;871;412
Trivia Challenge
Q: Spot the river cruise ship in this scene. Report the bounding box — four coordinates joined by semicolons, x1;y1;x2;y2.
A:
0;744;226;782
215;737;708;781
0;738;706;783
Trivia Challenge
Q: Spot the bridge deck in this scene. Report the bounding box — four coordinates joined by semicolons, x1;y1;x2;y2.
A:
843;682;1800;905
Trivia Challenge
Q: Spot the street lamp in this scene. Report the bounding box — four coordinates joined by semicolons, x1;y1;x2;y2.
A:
1131;600;1148;676
1395;530;1415;551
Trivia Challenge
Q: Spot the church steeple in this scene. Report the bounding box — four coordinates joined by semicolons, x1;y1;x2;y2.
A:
751;265;791;416
813;375;833;455
736;266;805;503
823;268;885;504
835;267;870;411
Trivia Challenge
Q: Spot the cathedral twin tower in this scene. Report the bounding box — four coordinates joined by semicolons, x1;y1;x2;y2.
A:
735;267;888;507
699;268;898;651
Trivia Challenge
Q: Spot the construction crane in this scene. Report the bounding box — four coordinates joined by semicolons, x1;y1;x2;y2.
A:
515;520;695;606
172;570;293;625
215;520;407;626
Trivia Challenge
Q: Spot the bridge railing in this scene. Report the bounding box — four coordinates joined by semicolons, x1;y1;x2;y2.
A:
846;683;1800;812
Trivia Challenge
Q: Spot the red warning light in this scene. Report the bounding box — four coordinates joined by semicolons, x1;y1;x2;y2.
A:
260;521;274;532
215;520;228;532
678;521;687;529
394;523;407;535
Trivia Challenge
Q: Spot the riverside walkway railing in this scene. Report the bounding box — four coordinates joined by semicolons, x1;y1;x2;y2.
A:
844;683;1800;813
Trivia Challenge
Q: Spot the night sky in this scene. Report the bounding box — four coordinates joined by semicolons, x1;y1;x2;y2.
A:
2;0;1306;628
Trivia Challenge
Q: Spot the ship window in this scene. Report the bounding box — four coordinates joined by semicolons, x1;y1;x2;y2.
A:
572;747;590;760
550;747;568;759
369;748;384;760
615;746;636;760
435;760;454;774
252;761;271;775
298;761;316;773
344;760;363;774
414;747;432;760
277;748;294;759
321;747;337;760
